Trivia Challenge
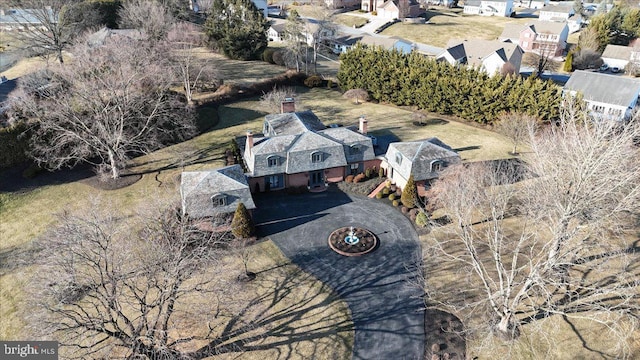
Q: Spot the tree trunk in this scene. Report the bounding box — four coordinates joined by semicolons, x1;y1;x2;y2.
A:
57;49;64;64
495;312;520;340
107;149;120;179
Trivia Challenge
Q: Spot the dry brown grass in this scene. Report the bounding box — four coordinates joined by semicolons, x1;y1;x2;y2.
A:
334;14;369;28
421;217;640;359
380;9;534;48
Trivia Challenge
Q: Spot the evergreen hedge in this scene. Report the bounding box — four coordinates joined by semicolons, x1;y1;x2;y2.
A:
338;45;561;124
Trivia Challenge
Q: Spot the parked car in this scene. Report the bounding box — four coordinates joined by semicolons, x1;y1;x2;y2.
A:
599;64;609;72
611;66;621;73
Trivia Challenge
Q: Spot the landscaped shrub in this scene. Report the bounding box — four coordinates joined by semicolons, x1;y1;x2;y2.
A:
304;75;324;88
392;200;399;207
353;173;365;183
262;48;277;64
388;194;396;201
409;208;419;217
390;184;397;192
375;192;383;199
326;79;333;89
415;211;429;228
364;167;372;178
401;206;409;214
231;202;255;239
0;122;30;169
378;167;385;177
401;175;418;208
382;187;390;196
345;175;355;183
272;50;285;66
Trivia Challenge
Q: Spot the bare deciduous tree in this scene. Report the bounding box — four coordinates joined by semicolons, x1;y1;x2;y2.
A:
118;0;174;41
7;0;75;63
523;49;558;77
28;198;237;359
495;112;538;155
259;86;297;114
283;9;305;73
426;111;640;352
305;2;336;74
343;88;369;104
164;22;219;104
11;35;195;179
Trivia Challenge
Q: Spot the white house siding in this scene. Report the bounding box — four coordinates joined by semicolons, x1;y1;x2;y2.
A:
482;52;506;75
463;5;481;14
586;100;631;121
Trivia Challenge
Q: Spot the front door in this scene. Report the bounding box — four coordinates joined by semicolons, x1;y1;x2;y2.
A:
309;170;324;187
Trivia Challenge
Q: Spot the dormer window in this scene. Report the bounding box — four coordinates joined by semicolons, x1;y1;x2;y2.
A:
349;145;361;155
395;153;403;165
431;160;443;172
211;194;227;207
267;156;278;167
311;152;323;163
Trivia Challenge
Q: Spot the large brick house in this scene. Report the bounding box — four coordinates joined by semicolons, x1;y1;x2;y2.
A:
242;101;378;193
500;20;568;57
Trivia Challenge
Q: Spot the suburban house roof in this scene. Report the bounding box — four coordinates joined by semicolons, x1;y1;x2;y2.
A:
333;33;364;46
601;44;633;61
444;39;522;67
269;22;286;34
180;164;256;218
564;70;640;108
540;4;573;14
385;138;460;181
500;20;567;40
245;111;376;177
359;35;413;51
263;110;327;136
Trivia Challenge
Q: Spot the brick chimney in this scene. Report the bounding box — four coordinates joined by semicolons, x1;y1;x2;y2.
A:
358;115;368;135
281;97;295;113
245;130;254;153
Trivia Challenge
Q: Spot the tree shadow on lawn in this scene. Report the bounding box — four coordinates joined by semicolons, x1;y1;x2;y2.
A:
187;263;355;359
0;162;94;193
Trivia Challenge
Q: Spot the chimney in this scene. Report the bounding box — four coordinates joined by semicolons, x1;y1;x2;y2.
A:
359;115;368;135
245;130;254;153
281;97;295;113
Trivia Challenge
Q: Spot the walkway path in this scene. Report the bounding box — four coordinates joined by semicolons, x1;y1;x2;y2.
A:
253;189;425;360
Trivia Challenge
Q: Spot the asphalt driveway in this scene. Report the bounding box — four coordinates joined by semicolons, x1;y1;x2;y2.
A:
253;188;425;360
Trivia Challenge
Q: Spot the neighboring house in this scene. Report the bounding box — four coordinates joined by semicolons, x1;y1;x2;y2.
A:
190;0;268;18
566;14;584;33
601;44;637;70
359;34;414;54
267;22;286;42
242;102;377;192
180;164;256;219
382;138;460;194
539;4;574;22
563;70;640;121
500;20;568;57
463;0;514;17
437;39;524;75
0;8;56;31
331;33;364;54
325;0;361;9
515;0;548;9
376;0;423;19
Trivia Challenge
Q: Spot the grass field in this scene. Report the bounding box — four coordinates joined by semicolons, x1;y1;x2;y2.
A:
334;13;370;28
380;9;534;48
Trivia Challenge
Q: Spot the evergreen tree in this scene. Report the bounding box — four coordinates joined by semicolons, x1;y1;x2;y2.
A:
401;175;418;209
204;0;268;60
231;202;255;239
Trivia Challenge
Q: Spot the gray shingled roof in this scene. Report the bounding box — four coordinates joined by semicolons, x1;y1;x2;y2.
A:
601;44;632;61
319;127;376;163
564;70;640;107
286;131;347;173
441;43;466;62
443;39;521;67
500;23;524;41
180;165;255;219
385;138;460;181
540;4;573;14
263;110;327;136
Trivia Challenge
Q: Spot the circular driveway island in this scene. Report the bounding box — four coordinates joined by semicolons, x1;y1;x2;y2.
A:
253;189;425;360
